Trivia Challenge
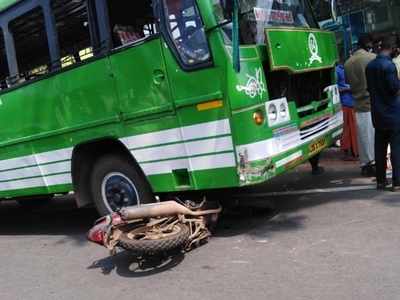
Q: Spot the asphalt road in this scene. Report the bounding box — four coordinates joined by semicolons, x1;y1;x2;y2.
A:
1;151;400;300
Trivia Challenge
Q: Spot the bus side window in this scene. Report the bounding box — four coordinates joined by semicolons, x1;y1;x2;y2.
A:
107;0;158;49
51;0;94;68
9;7;51;84
0;30;9;90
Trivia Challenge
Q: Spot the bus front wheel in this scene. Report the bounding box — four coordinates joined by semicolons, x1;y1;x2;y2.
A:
90;154;154;216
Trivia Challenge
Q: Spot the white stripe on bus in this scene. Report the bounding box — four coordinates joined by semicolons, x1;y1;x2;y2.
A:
120;119;231;150
184;136;234;158
0;120;232;190
0;173;72;192
0;161;71;182
0;120;231;173
35;148;73;165
140;152;236;176
132;136;234;163
180;119;231;141
275;151;303;168
0;148;73;173
189;152;236;171
120;127;182;150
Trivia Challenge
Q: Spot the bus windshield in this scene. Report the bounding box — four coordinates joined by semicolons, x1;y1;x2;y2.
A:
214;0;318;44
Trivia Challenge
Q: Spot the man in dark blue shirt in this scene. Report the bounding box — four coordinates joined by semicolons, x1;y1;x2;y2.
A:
366;36;400;191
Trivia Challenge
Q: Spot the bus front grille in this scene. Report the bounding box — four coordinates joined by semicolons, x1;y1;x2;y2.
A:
300;118;330;141
264;66;333;113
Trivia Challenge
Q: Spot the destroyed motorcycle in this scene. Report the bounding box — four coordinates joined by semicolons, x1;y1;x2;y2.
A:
88;199;221;255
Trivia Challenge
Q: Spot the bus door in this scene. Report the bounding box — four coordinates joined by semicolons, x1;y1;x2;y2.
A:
106;1;173;122
155;0;234;190
159;0;223;114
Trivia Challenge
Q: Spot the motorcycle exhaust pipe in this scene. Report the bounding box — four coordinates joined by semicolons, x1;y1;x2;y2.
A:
120;201;222;220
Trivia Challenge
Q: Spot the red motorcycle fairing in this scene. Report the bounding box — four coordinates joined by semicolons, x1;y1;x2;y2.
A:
87;213;125;246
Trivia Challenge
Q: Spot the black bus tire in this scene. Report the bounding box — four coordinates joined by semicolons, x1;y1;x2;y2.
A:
90;154;154;216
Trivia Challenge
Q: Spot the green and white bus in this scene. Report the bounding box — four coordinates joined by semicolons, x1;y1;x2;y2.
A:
0;0;342;215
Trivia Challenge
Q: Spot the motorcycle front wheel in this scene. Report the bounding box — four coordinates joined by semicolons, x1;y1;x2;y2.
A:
118;223;190;255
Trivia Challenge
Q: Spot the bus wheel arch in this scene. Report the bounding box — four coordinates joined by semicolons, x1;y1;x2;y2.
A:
71;138;154;214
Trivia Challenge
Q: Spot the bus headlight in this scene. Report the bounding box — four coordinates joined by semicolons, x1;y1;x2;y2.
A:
268;104;278;123
279;103;288;118
266;98;290;126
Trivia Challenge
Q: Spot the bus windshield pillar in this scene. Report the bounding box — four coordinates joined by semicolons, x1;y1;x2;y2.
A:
42;0;60;70
3;25;18;80
94;0;112;53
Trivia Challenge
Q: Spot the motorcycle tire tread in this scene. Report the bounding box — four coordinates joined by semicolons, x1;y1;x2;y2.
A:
118;223;190;254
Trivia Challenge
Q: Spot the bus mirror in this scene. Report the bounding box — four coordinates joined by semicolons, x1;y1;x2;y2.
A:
221;0;233;20
221;0;240;72
330;0;338;22
231;0;240;72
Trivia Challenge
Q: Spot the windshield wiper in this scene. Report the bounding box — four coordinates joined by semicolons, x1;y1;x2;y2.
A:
206;19;232;33
206;8;251;33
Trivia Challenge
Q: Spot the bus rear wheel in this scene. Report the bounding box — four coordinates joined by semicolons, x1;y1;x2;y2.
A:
90;154;154;216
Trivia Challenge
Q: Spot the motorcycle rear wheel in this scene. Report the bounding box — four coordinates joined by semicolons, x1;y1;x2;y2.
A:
118;223;190;255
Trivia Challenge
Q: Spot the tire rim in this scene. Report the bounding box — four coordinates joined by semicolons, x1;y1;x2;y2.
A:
101;172;140;213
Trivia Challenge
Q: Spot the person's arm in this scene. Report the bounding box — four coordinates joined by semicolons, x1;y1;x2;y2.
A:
336;67;351;93
344;63;357;93
339;85;351;93
385;63;400;96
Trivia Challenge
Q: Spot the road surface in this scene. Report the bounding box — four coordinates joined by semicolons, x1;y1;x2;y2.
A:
0;150;399;300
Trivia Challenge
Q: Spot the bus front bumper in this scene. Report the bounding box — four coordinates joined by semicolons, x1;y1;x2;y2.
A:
236;110;344;186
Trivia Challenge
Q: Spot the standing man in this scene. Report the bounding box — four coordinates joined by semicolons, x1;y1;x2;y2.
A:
366;36;400;191
344;35;376;176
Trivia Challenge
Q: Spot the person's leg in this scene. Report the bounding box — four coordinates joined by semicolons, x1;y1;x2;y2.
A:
341;107;351;153
356;112;376;176
348;108;359;157
390;129;400;190
355;112;367;165
365;113;376;163
309;154;324;175
375;129;388;189
341;107;357;160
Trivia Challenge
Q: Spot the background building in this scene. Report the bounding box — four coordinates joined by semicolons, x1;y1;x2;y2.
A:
314;0;400;58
